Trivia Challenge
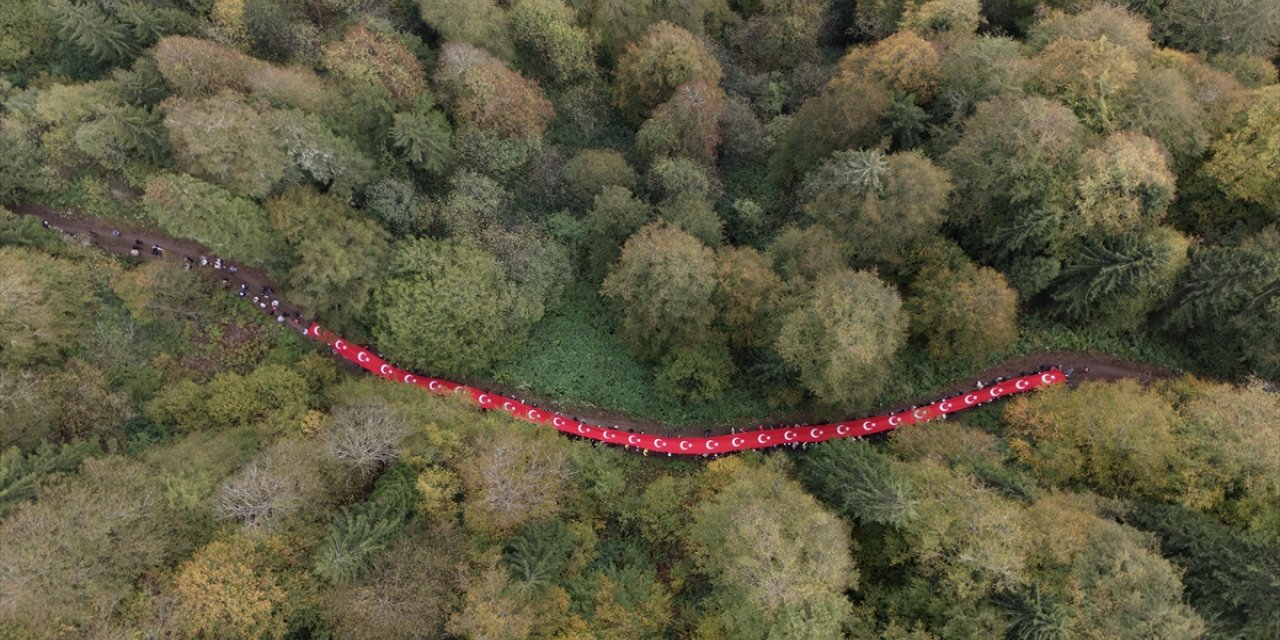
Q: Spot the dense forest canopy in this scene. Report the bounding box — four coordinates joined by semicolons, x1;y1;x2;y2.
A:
1;0;1278;638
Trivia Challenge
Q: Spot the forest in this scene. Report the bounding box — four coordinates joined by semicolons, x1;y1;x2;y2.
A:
1;0;1278;637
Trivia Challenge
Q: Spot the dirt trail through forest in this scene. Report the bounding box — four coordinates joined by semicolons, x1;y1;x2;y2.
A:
7;202;1175;436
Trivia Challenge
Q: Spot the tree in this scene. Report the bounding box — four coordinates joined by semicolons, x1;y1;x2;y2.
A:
907;259;1018;364
325;401;411;477
510;0;596;86
689;461;857;639
728;0;825;70
436;169;511;237
458;430;571;535
152;35;260;96
390;100;454;176
143;172;281;266
801;150;952;266
1003;380;1187;500
315;463;418;584
1072;132;1176;237
614;21;722;121
656;192;723;246
416;0;514;60
435;42;555;139
766;225;849;285
583;185;653;274
321;23;427;108
600;222;719;359
1149;0;1280;56
714;246;785;350
0;457;183;636
265;187;390;330
215;439;323;531
636;79;726;164
1204;87;1280;213
1027;5;1156;54
900;0;982;36
73;105;169;170
46;0;139;66
774;269;907;410
372;238;534;374
1050;226;1188;331
0;247;95;368
562;149;638;208
1030;35;1140;133
447;556;539;639
656;336;736;403
365;178;430;236
768;76;892;186
172;536;292;640
797;438;919;527
161;91;287;198
846;30;943;102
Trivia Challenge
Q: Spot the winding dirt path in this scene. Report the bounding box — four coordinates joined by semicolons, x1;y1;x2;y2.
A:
7;202;1175;436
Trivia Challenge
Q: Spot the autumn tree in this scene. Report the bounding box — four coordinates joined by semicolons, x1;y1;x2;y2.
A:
800;150;952;265
321;22;427;108
841;30;942;102
714;246;785;351
0;247;95;368
435;42;555;139
727;0;825;70
583;185;653;275
172;535;293;640
600;222;719;359
614;21;722;121
1003;380;1187;500
161;91;286;198
1030;34;1140;133
1204;86;1280;213
458;430;571;536
153;35;260;96
766;225;849;285
215;439;324;531
324;401;410;477
562;149;638;208
1072;132;1177;237
774;269;907;410
907;259;1018;364
689;460;857;639
372;238;536;375
636;79;726;164
657;192;723;246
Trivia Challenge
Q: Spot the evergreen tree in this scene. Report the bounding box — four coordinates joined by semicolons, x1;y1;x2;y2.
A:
1050;226;1188;331
47;0;139;66
390;99;455;175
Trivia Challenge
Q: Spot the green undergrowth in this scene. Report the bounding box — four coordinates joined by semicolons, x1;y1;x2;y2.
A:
492;284;772;427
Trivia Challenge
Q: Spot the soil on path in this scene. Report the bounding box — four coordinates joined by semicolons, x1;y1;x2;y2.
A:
7;202;1177;436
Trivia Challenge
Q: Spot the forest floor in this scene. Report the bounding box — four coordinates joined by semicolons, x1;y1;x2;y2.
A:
9;202;1176;436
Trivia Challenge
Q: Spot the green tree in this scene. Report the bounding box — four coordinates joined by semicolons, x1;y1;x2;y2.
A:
161;90;287;198
766;225;849;285
656;336;736;403
774;269;907;410
510;0;596;86
656;192;723;246
562;149;638;208
143;172;281;266
583;185;653;274
372;238;535;374
266;186;391;330
1050;226;1188;331
0;440;97;518
801;150;952;266
1030;34;1139;132
1148;0;1280;56
768;76;892;186
416;0;514;59
727;0;826;70
614;21;722;121
600;222;719;359
689;461;857;639
73;105;169;170
46;0;139;66
315;463;417;584
714;246;785;350
797;438;919;527
152;35;261;97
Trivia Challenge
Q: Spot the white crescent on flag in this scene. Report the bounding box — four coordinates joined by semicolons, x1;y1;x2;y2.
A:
379;364;392;375
334;339;346;350
357;352;370;363
811;428;822;439
837;424;849;435
403;374;416;384
1016;380;1028;390
940;401;953;411
889;416;901;426
428;380;440;391
862;420;875;431
680;441;691;451
653;439;666;449
311;325;322;336
914;409;928;419
603;431;615;440
757;434;770;445
706;440;718;450
783;431;796;441
731;437;744;448
479;394;491;405
552;416;564;427
965;394;978;404
502;402;514;412
527;409;540;420
577;424;586;434
628;435;639;445
1042;373;1055;383
990;387;1004;397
